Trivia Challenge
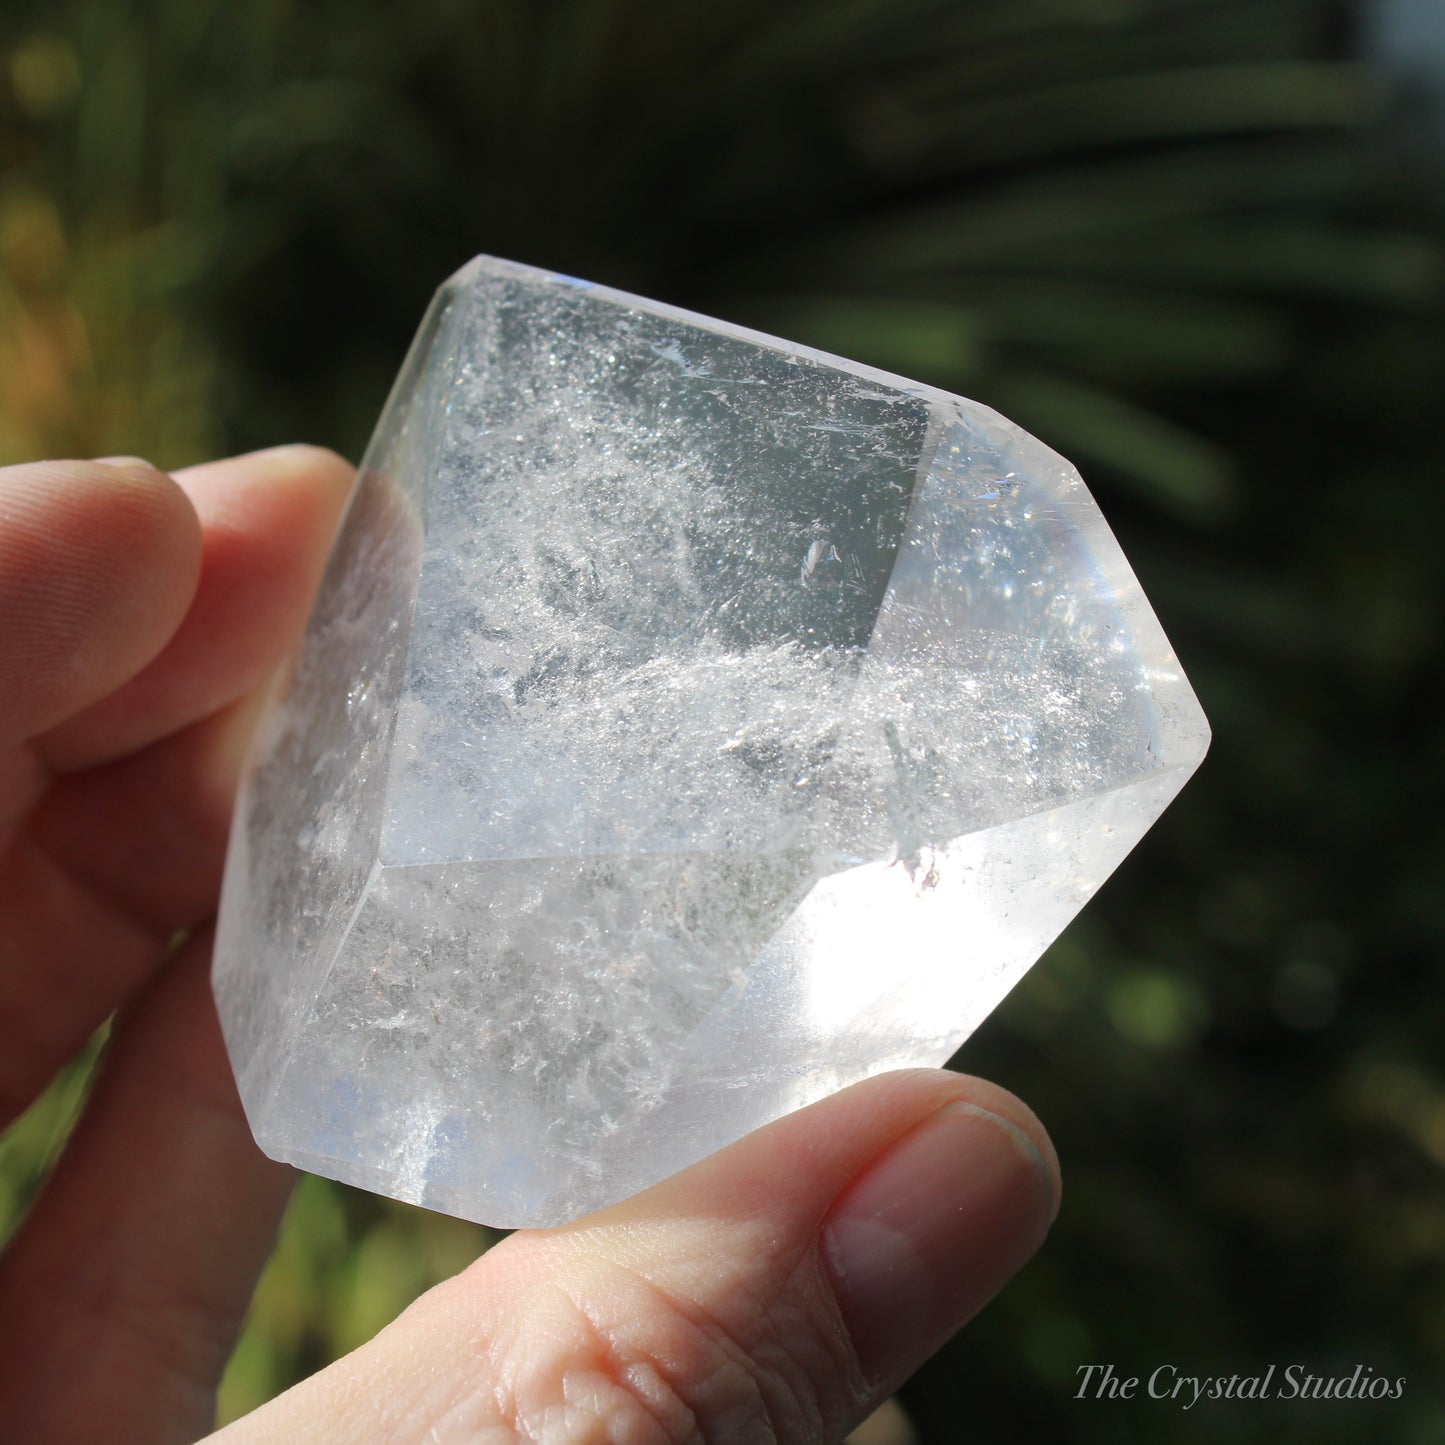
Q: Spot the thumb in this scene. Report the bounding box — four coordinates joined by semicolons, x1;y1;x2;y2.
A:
211;1069;1058;1445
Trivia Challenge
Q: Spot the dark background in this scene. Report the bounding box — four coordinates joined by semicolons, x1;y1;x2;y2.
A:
0;1;1441;1440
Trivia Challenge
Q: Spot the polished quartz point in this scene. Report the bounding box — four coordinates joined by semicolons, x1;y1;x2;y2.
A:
212;256;1209;1227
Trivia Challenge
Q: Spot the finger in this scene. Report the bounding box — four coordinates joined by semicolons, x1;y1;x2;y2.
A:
37;445;354;772
0;448;352;1130
208;1069;1059;1445
30;684;270;937
0;695;260;1129
0;459;200;776
0;930;295;1445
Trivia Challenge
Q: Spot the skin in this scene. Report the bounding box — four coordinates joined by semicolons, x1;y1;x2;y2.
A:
0;448;1061;1445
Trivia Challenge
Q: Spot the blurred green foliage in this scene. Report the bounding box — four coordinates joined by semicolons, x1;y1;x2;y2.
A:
1;0;1442;1440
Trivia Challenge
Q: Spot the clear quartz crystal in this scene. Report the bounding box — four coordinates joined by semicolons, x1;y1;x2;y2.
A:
213;256;1209;1227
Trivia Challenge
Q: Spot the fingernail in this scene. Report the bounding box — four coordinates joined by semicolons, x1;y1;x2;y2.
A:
92;455;159;471
236;443;323;462
821;1101;1057;1385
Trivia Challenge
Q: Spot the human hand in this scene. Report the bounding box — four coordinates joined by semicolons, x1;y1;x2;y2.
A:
0;449;1060;1445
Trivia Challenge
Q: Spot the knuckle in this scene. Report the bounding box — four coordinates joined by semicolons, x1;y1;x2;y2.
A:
466;1255;855;1445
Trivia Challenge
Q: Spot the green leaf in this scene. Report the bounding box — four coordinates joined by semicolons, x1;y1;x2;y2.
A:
929;61;1371;166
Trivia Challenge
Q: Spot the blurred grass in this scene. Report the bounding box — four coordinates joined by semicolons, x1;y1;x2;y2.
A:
216;1178;497;1420
1;1;1443;1440
0;1035;105;1236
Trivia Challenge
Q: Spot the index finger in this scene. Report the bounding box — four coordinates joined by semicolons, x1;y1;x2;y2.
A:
0;459;201;798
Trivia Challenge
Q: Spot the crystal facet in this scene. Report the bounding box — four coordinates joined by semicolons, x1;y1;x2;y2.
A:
213;256;1210;1227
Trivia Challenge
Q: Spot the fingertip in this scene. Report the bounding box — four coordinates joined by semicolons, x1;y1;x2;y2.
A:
0;459;202;748
583;1067;1059;1235
38;445;356;769
821;1094;1056;1387
588;1068;1061;1395
172;443;356;519
168;445;356;596
938;1073;1061;1222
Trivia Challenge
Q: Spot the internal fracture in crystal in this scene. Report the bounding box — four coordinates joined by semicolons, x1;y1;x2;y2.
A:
212;256;1210;1227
